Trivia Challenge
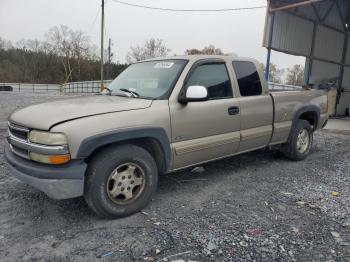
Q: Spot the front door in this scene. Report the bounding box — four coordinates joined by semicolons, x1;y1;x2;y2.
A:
169;60;241;169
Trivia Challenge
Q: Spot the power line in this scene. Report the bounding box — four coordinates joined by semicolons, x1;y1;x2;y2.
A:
110;0;266;12
88;8;101;34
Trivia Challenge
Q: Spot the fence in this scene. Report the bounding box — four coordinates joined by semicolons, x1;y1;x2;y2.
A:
0;82;61;93
1;81;302;94
63;80;112;93
0;81;113;94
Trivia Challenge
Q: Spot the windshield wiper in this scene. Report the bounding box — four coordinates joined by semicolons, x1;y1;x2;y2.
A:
119;88;140;98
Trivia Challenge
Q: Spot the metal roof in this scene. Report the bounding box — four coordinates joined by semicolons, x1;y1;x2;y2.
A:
264;0;350;115
264;0;350;66
269;0;350;33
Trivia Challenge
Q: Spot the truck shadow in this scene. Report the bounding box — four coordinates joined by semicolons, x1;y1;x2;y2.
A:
7;148;289;222
158;148;280;191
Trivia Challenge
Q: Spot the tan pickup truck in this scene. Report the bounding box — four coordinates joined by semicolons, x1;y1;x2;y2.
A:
5;55;328;218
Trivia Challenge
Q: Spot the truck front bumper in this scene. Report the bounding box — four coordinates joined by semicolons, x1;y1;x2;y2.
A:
4;143;87;199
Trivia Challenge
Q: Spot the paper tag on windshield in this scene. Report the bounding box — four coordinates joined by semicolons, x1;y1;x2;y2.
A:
154;62;174;69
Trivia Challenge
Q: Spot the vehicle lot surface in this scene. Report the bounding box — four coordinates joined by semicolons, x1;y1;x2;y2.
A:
0;92;349;262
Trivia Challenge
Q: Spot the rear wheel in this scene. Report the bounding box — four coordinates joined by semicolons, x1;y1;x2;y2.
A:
282;119;313;161
84;144;158;218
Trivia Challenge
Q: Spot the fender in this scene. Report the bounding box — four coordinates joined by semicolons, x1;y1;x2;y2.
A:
291;105;320;133
77;127;172;171
294;105;320;124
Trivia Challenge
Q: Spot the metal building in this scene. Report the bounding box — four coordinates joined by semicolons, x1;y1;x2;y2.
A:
263;0;350;116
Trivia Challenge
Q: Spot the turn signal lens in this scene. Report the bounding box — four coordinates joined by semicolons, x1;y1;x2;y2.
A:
30;152;70;165
49;154;71;165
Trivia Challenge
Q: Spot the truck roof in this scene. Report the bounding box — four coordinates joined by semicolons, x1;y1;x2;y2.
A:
143;55;260;64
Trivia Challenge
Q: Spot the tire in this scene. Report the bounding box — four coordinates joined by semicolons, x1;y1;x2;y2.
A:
282;119;313;161
84;144;158;219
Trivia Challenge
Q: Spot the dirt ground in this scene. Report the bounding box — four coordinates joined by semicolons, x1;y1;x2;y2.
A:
0;92;349;262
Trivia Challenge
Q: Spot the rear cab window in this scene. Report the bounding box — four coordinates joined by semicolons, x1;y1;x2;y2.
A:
232;61;262;96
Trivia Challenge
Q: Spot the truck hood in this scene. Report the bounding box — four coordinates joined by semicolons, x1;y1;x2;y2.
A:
9;95;153;130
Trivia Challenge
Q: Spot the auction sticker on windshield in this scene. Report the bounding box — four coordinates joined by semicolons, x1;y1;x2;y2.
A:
154;62;174;69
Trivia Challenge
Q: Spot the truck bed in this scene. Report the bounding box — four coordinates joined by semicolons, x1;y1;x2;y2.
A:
271;89;328;128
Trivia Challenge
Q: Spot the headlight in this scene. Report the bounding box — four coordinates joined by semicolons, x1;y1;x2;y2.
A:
29;130;67;145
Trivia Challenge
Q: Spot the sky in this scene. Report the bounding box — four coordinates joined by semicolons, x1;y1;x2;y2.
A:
0;0;305;69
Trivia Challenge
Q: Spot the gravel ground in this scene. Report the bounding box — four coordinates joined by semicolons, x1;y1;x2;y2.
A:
0;92;349;262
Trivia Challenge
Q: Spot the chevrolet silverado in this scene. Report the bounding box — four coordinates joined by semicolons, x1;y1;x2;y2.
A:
5;55;328;218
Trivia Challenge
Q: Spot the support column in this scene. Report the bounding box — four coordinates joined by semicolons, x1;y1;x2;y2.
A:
336;34;348;113
265;12;275;81
306;22;318;85
100;0;105;90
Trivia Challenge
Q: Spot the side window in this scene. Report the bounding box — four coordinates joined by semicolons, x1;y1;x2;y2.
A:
185;63;233;99
232;61;262;96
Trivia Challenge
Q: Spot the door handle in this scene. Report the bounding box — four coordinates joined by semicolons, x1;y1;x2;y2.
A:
228;106;240;115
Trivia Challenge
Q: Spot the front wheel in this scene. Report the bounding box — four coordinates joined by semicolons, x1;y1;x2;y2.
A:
84;144;158;218
282;119;313;161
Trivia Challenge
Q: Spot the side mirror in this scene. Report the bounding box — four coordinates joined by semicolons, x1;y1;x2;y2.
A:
179;85;208;103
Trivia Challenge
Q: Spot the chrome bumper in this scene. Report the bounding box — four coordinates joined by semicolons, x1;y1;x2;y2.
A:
7;134;69;159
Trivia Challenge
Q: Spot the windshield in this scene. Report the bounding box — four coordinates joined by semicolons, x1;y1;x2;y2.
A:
108;59;187;99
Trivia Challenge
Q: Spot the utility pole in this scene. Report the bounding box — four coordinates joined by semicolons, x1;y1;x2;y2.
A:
100;0;105;90
108;38;111;64
107;38;111;79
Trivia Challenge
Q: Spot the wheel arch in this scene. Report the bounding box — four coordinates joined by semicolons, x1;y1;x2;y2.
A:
77;127;172;173
293;105;320;131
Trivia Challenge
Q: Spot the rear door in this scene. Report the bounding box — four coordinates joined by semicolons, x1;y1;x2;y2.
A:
231;61;274;152
169;59;241;169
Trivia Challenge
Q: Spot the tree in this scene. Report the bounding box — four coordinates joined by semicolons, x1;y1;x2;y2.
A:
262;63;284;83
45;25;96;83
45;25;73;82
185;48;202;55
286;64;304;86
202;45;224;55
0;34;127;84
13;39;56;83
185;45;225;55
0;59;22;82
126;38;171;63
0;37;13;50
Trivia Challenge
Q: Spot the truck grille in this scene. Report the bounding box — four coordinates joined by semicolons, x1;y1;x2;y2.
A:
8;122;29;141
9;127;28;140
10;144;29;159
8;122;30;159
7;122;69;161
